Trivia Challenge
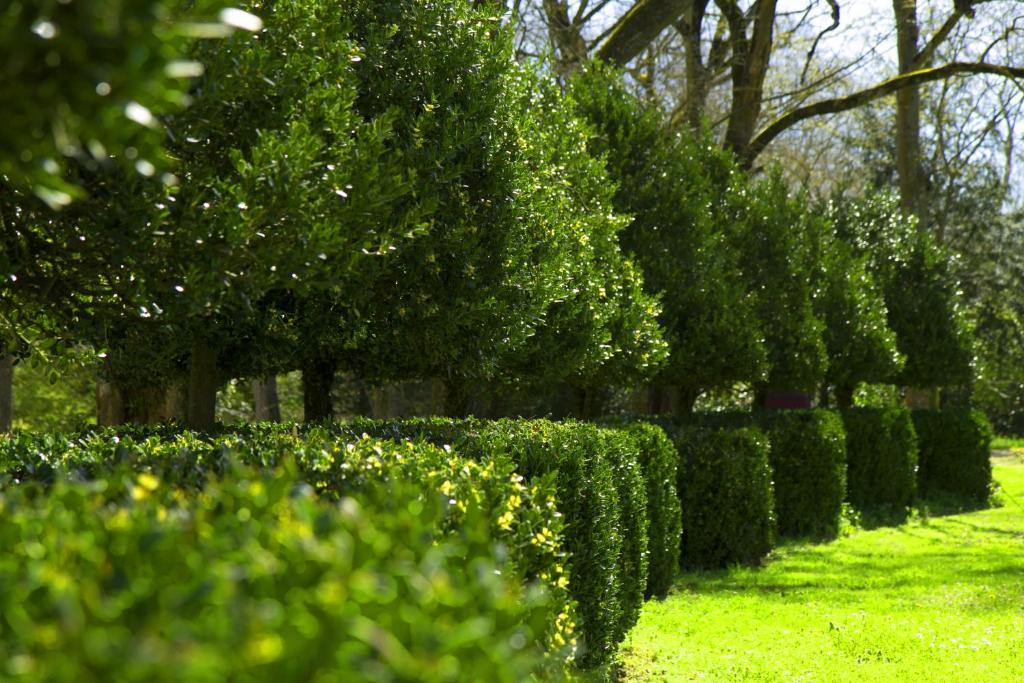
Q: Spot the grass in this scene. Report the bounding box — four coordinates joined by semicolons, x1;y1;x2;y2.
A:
992;434;1024;451
619;453;1024;682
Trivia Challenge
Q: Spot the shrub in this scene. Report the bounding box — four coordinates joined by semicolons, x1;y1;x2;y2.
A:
673;425;776;568
912;409;993;501
0;465;555;681
760;410;847;539
0;431;576;667
842;407;918;514
349;417;643;667
616;422;682;598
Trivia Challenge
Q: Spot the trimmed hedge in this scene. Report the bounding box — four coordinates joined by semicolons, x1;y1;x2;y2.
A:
0;452;559;680
760;410;847;539
617;422;682;598
0;431;576;670
350;418;643;668
673;425;776;568
912;409;993;502
842;407;918;513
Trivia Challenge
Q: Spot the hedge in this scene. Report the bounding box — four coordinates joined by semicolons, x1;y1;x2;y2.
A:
0;431;576;672
673;425;776;568
349;418;642;668
842;407;918;514
912;409;993;502
760;410;847;539
616;422;682;598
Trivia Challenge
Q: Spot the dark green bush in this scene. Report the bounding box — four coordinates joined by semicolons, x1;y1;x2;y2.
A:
912;409;993;501
0;464;556;681
673;425;776;568
842;407;918;514
617;422;682;598
760;410;847;539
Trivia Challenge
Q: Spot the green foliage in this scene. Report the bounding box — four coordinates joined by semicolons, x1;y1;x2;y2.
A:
10;358;95;432
0;0;233;205
732;174;828;392
569;64;765;398
912;409;993;502
761;410;847;539
810;211;904;398
829;193;974;389
841;407;918;515
616;422;682;598
0;464;555;681
673;424;776;568
348;418;639;668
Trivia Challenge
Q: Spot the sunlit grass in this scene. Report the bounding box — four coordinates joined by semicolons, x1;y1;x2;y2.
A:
992;434;1024;451
620;453;1024;682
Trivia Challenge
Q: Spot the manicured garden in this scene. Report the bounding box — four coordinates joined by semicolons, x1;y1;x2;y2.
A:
3;0;1023;680
620;452;1024;682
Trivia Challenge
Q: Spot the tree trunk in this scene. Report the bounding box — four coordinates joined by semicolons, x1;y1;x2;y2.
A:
678;385;701;414
97;380;125;426
893;0;926;228
0;355;12;433
252;376;281;422
542;0;588;76
679;1;711;131
187;343;218;431
443;379;471;418
124;386;181;424
835;384;855;409
724;0;779;160
302;357;336;423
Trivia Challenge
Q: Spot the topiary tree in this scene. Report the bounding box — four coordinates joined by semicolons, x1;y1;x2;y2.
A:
813;205;904;407
568;64;765;412
729;173;828;405
830;193;974;404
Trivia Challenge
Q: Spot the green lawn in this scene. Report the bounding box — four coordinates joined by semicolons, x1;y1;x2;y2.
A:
620;454;1024;682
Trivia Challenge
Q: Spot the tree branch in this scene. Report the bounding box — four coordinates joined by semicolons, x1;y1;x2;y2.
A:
596;0;688;66
744;61;1024;166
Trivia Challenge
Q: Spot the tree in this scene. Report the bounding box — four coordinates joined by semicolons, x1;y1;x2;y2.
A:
569;64;765;411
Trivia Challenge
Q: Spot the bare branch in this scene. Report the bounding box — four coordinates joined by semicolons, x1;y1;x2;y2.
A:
800;0;840;85
596;0;689;65
745;61;1024;166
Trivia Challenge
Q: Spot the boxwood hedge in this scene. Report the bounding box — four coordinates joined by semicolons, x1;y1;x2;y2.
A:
842;407;918;514
912;409;993;502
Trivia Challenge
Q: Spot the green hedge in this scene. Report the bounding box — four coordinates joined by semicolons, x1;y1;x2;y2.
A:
673;425;776;568
912;409;993;502
842;407;918;513
617;422;682;598
0;431;576;671
350;418;643;668
760;410;847;539
0;454;558;680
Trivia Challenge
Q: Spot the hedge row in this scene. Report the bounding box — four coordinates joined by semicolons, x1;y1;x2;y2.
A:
346;418;675;667
841;407;918;514
0;438;565;681
2;417;682;669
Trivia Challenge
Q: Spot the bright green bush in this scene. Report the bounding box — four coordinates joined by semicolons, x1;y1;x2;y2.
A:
673;425;776;568
616;422;682;598
0;465;555;682
912;409;993;501
760;410;847;539
0;431;576;666
841;407;918;514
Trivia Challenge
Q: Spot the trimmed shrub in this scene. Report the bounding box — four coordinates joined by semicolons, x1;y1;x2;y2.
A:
617;422;682;598
0;465;556;681
349;418;637;668
760;410;847;539
842;407;918;513
673;425;776;568
0;431;576;667
912;409;993;501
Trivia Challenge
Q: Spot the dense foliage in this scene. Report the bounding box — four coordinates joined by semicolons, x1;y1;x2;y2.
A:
760;410;847;539
673;424;776;568
0;439;566;680
912;409;993;502
842;407;918;514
